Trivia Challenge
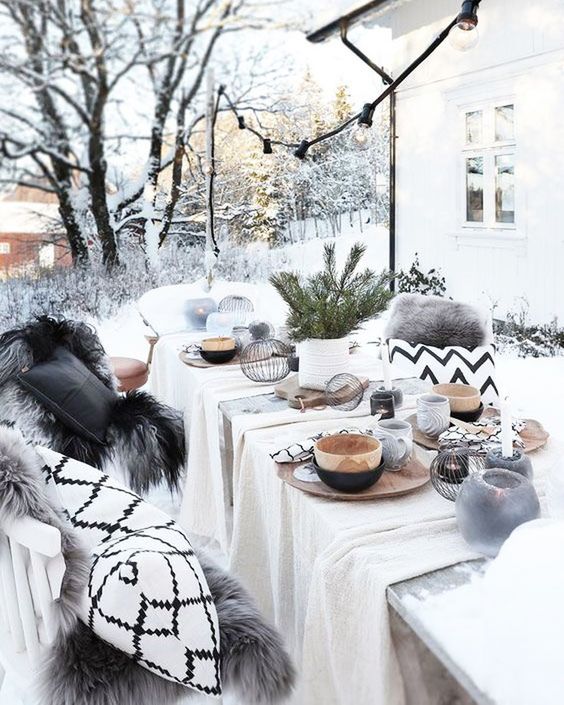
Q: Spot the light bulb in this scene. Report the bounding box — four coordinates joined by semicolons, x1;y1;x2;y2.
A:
351;125;371;150
449;23;479;52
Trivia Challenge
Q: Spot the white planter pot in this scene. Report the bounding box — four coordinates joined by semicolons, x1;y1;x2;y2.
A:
298;337;350;390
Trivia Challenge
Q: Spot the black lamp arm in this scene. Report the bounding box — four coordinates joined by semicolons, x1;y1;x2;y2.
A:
340;20;394;85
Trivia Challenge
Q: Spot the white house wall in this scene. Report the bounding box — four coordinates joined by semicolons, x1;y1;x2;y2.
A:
388;0;564;323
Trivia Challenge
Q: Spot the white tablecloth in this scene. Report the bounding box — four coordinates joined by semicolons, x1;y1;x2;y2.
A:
150;335;399;549
227;411;560;705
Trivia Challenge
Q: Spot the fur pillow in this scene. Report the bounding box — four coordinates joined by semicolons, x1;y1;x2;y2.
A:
36;446;221;697
385;293;489;348
388;339;499;405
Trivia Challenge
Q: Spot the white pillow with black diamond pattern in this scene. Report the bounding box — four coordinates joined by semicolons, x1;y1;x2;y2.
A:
35;446;221;697
388;339;499;406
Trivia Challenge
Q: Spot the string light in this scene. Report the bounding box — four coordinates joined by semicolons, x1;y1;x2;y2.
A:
450;0;480;51
211;0;481;160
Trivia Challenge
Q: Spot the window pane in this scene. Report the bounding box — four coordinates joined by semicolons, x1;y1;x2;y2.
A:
496;154;515;223
465;110;482;144
466;157;484;222
495;104;514;141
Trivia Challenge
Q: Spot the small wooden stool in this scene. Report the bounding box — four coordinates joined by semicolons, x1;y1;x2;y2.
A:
110;357;149;392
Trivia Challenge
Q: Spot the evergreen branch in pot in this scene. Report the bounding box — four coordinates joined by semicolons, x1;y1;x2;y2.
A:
269;242;392;342
269;243;393;390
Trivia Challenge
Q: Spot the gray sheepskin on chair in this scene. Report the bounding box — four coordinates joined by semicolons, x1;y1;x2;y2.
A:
0;316;185;494
385;293;488;348
0;427;295;705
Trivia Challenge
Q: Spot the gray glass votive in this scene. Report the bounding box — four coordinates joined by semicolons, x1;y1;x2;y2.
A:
185;297;217;329
455;468;541;557
370;391;395;419
484;446;533;480
376;386;404;409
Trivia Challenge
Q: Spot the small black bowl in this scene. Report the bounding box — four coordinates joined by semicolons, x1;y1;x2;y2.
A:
313;458;385;494
450;403;484;423
200;348;237;365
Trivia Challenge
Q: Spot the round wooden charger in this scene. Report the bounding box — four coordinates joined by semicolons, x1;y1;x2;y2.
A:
276;456;429;501
179;350;240;369
406;407;549;453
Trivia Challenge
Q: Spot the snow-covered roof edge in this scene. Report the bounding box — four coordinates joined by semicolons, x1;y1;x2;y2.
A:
307;0;415;43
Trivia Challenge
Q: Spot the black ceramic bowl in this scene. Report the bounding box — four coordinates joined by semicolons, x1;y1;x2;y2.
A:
450;403;484;423
200;348;237;365
313;458;385;494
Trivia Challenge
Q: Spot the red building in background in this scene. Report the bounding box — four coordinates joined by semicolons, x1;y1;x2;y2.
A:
0;186;71;276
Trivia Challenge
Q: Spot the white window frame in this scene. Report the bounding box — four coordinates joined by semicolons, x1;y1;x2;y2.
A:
459;99;517;233
0;242;11;255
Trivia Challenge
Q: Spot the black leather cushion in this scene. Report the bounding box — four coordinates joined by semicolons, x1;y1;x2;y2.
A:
17;347;116;444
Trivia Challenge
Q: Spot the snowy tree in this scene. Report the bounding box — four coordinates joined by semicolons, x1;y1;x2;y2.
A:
0;0;273;269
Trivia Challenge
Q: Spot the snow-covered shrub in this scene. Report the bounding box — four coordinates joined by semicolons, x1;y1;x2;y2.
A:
397;254;447;297
494;310;564;358
0;240;299;330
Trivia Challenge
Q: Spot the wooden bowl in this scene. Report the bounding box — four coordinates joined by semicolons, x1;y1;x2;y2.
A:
201;336;236;352
314;434;382;473
313;458;385;493
432;383;481;413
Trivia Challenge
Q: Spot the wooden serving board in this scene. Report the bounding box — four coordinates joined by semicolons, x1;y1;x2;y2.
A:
179;350;240;369
406;407;549;453
276;456;429;501
274;374;369;410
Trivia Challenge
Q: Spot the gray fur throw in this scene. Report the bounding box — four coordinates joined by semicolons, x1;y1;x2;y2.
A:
385;293;488;348
0;427;294;705
0;316;185;494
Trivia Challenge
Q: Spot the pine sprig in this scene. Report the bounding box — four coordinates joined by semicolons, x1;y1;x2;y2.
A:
269;242;393;342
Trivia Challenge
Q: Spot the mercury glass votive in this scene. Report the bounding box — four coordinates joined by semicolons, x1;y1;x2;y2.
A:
455;468;541;557
370;391;395;419
485;446;533;481
376;386;404;409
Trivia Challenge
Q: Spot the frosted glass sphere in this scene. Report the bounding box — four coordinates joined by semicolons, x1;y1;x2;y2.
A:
455;468;540;557
206;312;235;337
185;298;217;329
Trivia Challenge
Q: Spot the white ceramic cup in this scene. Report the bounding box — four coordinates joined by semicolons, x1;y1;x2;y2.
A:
373;419;413;470
417;393;451;438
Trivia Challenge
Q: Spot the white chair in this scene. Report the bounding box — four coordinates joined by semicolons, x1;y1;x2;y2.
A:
0;516;65;704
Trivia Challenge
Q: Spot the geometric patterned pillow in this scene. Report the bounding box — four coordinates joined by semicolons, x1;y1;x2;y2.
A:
388;339;499;406
35;446;221;697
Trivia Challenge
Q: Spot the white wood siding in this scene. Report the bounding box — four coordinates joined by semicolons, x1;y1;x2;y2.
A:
388;0;564;322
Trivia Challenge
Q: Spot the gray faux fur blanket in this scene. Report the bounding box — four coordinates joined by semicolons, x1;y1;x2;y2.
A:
385;293;489;348
0;427;294;705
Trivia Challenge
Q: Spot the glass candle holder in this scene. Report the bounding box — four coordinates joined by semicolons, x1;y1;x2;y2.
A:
370;391;395;419
455;468;541;557
376;385;404;409
185;297;217;329
430;444;483;501
485;446;533;481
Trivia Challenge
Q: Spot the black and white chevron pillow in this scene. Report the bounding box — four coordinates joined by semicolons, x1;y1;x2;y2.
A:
35;446;221;697
388;339;499;405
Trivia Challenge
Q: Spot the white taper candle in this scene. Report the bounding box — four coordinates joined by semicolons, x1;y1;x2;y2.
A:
500;395;513;458
381;337;393;391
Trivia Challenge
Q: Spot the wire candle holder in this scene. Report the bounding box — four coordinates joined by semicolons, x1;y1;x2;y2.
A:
218;295;254;327
430;443;484;501
240;339;291;383
325;373;365;411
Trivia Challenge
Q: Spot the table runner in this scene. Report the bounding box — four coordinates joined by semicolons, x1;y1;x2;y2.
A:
228;413;559;705
180;351;405;550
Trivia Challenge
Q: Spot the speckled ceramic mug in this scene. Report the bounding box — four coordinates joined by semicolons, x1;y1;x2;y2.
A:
417;393;450;439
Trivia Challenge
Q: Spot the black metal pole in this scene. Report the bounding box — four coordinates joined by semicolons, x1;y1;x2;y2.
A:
389;90;396;291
